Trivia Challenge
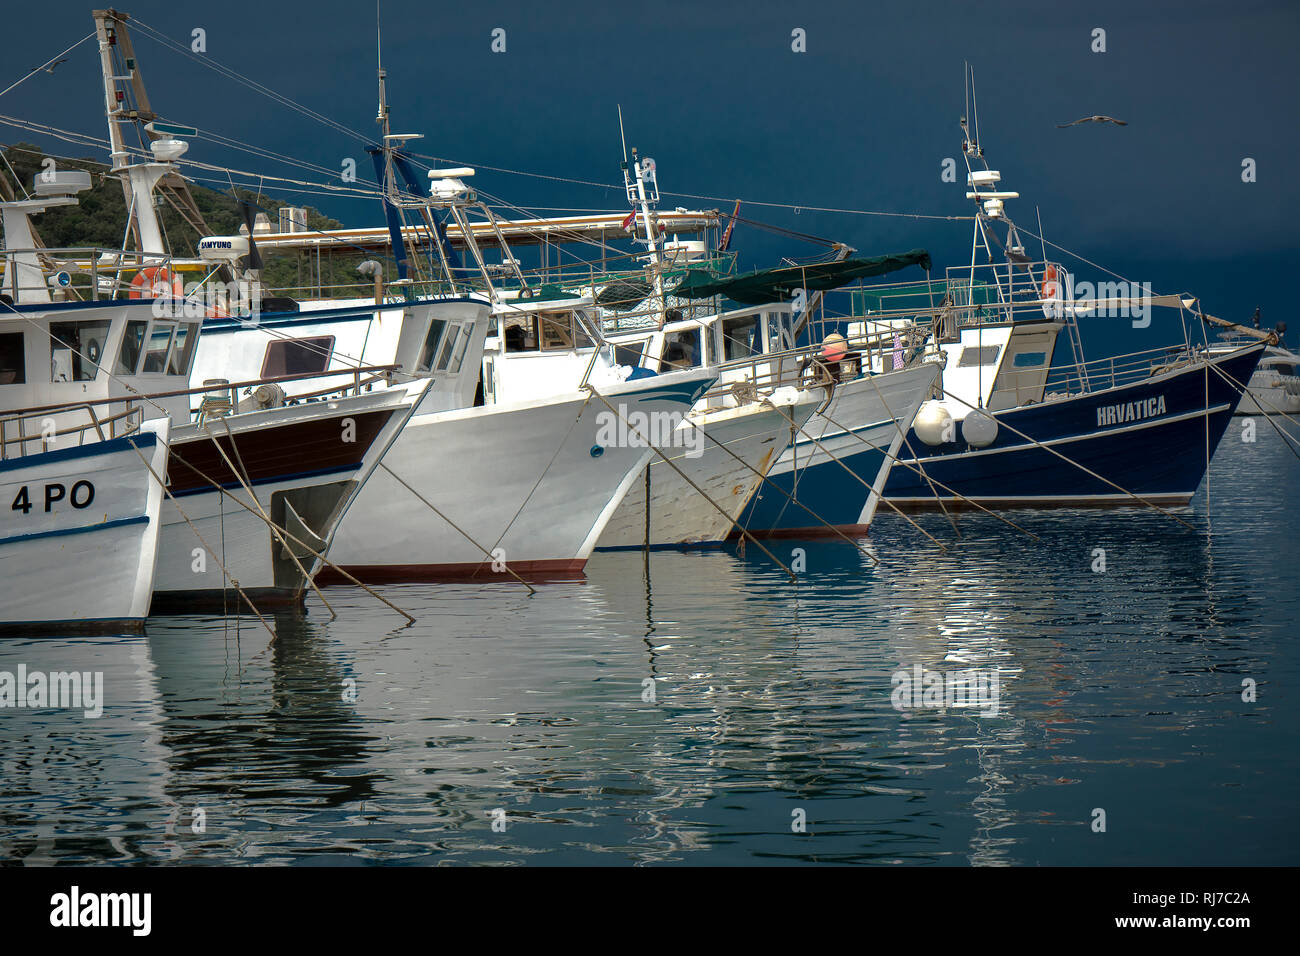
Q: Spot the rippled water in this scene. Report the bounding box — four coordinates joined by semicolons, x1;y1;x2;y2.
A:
2;423;1297;865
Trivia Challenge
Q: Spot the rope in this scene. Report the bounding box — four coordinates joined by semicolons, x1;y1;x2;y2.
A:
377;462;537;594
938;388;1198;529
584;384;797;582
682;401;882;565
129;439;277;641
164;443;416;622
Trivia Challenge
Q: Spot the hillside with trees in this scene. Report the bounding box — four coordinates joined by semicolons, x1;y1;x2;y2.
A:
1;142;374;297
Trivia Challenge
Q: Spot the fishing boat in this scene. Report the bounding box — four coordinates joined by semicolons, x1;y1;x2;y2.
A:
1;171;172;630
1208;340;1300;416
123;94;722;581
2;144;423;613
0;417;170;631
479;150;941;542
860;107;1269;511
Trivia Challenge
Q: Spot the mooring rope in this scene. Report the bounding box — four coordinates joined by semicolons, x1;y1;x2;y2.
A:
583;385;798;582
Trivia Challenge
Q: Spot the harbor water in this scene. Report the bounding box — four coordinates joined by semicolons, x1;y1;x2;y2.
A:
1;422;1296;866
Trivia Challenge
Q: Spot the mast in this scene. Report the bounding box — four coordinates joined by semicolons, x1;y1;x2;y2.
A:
620;119;667;326
92;8;210;253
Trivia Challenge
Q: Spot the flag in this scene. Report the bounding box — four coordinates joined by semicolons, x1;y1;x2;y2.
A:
892;333;904;370
622;210;637;232
718;200;741;252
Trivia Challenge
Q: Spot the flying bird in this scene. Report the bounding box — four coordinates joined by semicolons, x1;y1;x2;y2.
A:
1057;115;1128;128
33;58;68;74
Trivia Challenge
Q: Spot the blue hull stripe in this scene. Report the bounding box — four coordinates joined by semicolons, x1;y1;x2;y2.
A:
0;513;150;548
0;431;158;475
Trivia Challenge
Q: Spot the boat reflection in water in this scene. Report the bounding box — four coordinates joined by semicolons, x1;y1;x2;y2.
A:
0;432;1292;865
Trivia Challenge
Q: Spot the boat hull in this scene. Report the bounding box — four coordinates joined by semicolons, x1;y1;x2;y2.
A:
0;423;169;631
736;362;939;535
595;393;820;550
151;388;415;609
320;370;715;582
884;345;1265;509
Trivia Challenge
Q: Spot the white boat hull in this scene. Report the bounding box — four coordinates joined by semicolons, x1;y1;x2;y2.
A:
596;393;821;549
322;369;715;580
152;385;420;608
739;363;940;534
0;421;169;630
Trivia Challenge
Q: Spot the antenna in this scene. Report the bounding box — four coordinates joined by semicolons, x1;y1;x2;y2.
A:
617;105;628;166
963;61;970;128
376;0;390;139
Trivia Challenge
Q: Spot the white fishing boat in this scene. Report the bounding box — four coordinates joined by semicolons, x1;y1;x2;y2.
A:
3;136;424;612
595;388;820;548
114;73;721;582
0;417;170;632
1208;341;1300;416
1;171;172;630
476;151;940;541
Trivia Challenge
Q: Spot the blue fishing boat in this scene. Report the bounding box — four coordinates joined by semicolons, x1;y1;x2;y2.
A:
861;113;1272;511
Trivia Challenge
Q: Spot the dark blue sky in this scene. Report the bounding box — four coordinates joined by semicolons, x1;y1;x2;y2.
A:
3;0;1297;348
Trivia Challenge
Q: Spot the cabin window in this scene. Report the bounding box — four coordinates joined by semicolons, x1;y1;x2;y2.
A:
502;316;536;352
448;325;473;373
168;323;201;376
260;336;334;378
721;315;761;361
116;320;147;375
1011;351;1047;368
662;328;702;370
539;310;593;351
0;332;24;384
957;345;1001;368
49;319;112;382
141;322;176;374
436;324;462;371
614;341;646;368
767;312;794;353
416;319;448;372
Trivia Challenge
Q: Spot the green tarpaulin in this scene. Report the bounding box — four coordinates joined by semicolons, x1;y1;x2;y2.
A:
669;249;932;305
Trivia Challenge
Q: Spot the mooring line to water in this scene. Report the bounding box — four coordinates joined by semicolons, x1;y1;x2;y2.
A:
683;407;882;566
863;371;962;539
485;392;593;558
584;386;798;582
770;405;949;551
814;405;1041;542
1206;360;1300;461
938;389;1199;530
129;442;277;642
166;444;417;623
378;462;537;595
204;421;336;619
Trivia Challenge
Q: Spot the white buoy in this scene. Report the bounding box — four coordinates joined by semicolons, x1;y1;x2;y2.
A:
961;409;999;448
914;400;954;446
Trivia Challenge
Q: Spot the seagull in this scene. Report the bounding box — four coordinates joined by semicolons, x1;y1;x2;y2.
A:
33;58;68;74
1057;115;1128;128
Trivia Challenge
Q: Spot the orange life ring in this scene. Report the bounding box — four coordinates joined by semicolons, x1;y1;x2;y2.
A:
1041;264;1059;301
129;266;182;300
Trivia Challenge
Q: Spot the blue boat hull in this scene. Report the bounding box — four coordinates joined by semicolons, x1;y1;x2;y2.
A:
884;345;1265;509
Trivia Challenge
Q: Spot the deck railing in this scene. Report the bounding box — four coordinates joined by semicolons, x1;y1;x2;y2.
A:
0;401;144;460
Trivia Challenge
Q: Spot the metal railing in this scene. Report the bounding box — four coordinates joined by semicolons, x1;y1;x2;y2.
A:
1;247;176;303
0;401;144;460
